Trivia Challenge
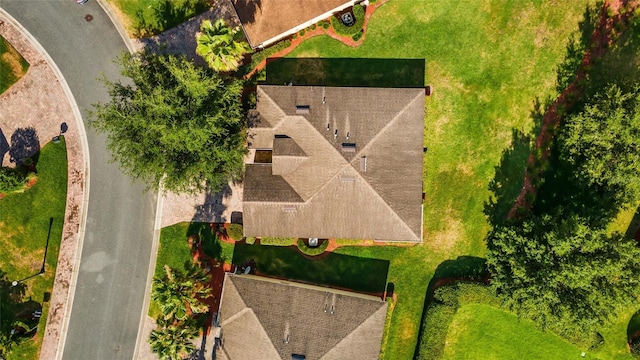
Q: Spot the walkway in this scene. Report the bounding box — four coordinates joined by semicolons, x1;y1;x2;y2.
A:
0;1;157;359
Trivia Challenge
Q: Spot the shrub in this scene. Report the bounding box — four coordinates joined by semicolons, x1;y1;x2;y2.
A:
299;29;306;36
310;24;317;30
352;30;363;41
0;167;29;193
227;223;244;241
631;336;640;358
319;20;331;29
245;237;256;245
132;0;209;37
296;238;329;256
330;5;365;36
260;237;296;246
243;39;292;74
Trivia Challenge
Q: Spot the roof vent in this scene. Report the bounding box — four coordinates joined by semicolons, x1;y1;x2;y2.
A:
296;105;310;114
360;156;367;172
341;175;356;182
341;143;356;153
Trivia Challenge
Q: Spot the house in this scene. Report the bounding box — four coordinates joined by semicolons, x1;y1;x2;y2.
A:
215;273;387;360
243;85;425;242
230;0;360;49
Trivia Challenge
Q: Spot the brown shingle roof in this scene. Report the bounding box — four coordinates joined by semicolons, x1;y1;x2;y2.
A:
243;85;425;242
231;0;355;47
217;274;387;360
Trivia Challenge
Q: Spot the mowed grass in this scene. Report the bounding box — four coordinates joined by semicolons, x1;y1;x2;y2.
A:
283;1;592;358
0;36;29;95
443;304;585;359
150;222;234;318
107;0;209;37
0;139;67;359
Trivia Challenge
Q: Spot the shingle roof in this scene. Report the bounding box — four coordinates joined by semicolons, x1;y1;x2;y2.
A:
217;274;387;360
243;85;425;242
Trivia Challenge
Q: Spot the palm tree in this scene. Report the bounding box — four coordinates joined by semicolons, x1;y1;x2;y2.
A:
149;318;199;360
195;19;251;72
152;262;212;321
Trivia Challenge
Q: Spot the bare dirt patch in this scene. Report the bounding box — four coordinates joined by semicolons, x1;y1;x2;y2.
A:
1;46;27;79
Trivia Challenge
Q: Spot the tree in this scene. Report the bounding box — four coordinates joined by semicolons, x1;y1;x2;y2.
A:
91;51;247;194
486;214;640;340
152;262;211;321
195;19;250;72
149;317;198;360
559;84;640;208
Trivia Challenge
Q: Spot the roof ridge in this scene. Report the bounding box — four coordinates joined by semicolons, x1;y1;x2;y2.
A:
257;86;287;128
318;304;388;360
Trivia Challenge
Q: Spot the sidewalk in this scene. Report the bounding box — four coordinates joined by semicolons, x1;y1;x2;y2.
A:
0;12;87;360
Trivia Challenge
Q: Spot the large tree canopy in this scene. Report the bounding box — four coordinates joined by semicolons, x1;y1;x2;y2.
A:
91;51;246;194
486;214;640;337
559;84;640;207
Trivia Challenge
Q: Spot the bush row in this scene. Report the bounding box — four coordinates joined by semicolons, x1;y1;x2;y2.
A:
0;166;32;193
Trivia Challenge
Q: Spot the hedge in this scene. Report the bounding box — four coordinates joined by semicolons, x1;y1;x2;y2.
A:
260;237;296;246
296;238;329;256
330;4;365;36
245;39;292;73
0;166;30;193
227;223;244;241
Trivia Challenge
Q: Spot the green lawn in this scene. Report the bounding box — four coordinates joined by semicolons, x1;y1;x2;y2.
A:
443;304;585;359
107;0;209;37
279;1;593;358
0;139;67;359
150;222;234;317
0;36;29;95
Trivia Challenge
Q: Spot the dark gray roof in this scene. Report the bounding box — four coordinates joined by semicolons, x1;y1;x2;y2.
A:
243;85;425;242
243;164;303;202
217;274;387;360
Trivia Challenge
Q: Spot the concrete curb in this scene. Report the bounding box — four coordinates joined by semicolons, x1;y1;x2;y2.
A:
0;8;91;360
95;0;137;54
133;190;164;360
92;2;164;356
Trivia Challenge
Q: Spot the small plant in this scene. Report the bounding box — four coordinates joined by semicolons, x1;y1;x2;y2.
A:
330;5;366;36
227;223;244;241
245;237;256;244
0;167;30;193
352;30;363;41
310;24;317;30
296;238;329;256
320;20;330;29
299;28;306;36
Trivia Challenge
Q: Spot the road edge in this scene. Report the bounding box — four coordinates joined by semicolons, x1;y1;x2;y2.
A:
0;8;91;360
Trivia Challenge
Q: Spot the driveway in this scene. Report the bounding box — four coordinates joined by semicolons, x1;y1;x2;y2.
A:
0;1;156;359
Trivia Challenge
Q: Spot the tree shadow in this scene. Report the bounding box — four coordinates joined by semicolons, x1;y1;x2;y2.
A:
230;0;263;25
192;183;233;224
263;58;425;88
628;309;640;341
413;256;488;360
0;128;9;164
186;222;222;261
625;206;640;242
1;269;28;351
8;127;39;166
484;129;532;226
555;1;600;94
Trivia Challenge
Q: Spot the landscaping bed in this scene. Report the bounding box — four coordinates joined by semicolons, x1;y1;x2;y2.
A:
0;35;29;95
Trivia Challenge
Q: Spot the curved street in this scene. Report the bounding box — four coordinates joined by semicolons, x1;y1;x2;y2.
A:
0;1;157;359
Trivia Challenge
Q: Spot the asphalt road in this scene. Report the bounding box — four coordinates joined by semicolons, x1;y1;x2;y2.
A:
0;1;157;359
